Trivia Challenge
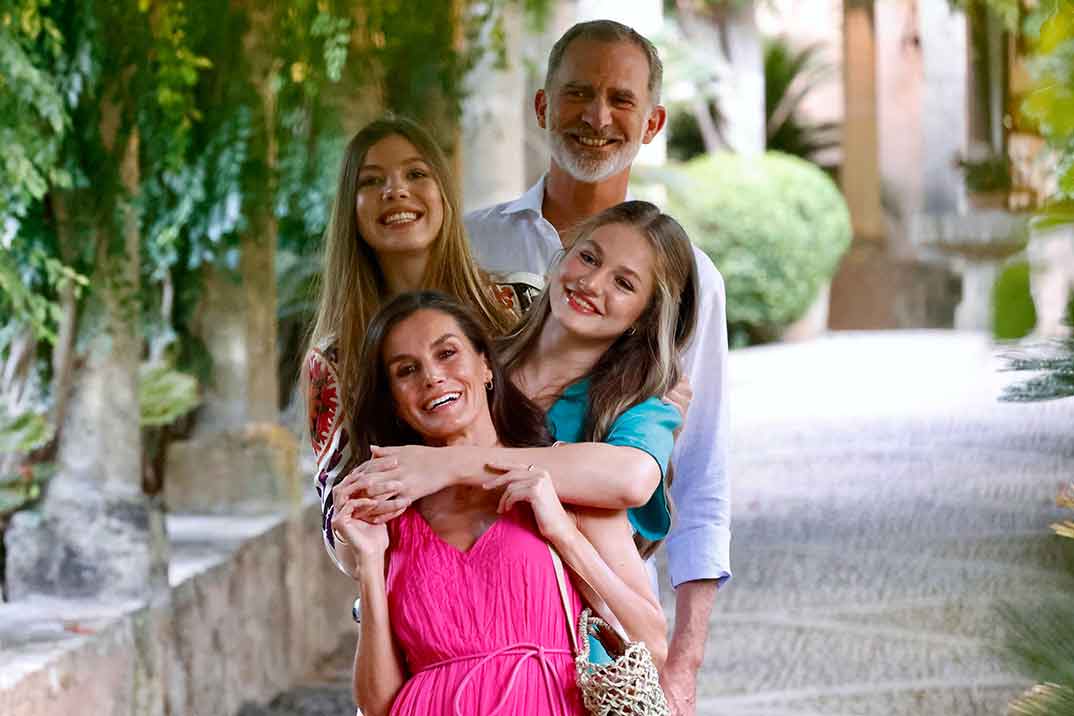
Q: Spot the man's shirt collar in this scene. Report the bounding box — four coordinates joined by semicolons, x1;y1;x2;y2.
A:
498;172;637;218
500;174;547;216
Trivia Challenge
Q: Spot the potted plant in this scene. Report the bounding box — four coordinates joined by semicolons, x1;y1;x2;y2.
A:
955;151;1013;209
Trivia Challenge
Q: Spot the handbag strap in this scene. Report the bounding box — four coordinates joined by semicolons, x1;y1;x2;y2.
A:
547;544;580;654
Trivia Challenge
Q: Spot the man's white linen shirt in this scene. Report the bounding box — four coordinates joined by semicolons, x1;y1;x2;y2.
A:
464;176;732;588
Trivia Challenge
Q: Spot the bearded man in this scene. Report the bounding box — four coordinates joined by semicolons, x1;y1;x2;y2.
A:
465;20;732;716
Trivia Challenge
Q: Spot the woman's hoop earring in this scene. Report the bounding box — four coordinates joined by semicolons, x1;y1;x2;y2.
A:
485;379;494;391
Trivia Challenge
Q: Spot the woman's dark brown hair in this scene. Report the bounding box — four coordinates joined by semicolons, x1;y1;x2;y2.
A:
348;291;551;463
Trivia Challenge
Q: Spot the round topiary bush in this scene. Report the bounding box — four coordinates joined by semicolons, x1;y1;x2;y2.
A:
666;151;852;344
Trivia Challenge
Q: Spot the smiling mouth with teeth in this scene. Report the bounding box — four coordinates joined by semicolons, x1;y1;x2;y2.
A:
381;211;422;226
424;392;461;411
565;289;600;315
572;135;618;148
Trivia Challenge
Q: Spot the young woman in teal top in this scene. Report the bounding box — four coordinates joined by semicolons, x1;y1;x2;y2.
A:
545;378;681;545
340;199;698;553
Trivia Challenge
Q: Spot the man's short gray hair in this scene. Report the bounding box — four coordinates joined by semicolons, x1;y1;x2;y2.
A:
544;19;663;104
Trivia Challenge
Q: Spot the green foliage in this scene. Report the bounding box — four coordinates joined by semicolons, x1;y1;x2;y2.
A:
0;0;553;525
947;0;1022;32
666;34;838;166
143;1;212;172
1001;336;1074;402
1022;2;1074;221
992;261;1038;340
0;236;87;342
139;362;199;427
0;0;70;233
1010;683;1074;716
1003;595;1074;690
666;109;707;163
1003;598;1074;716
0;463;53;517
996;3;1074;405
955;152;1014;193
0;408;53;454
999;484;1074;716
764;37;839;165
665;151;852;344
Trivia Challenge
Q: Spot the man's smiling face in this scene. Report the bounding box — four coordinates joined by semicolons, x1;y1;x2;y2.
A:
538;38;665;184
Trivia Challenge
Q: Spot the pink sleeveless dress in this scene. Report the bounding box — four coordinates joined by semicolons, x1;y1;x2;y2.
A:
386;505;586;716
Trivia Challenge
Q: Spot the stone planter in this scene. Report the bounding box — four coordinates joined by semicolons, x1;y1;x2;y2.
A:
910;210;1029;331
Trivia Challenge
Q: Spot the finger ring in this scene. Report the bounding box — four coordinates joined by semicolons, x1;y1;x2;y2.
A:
332;528;349;545
527;464;536;472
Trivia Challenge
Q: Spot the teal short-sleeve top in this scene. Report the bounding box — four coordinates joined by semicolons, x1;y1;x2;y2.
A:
546;379;681;541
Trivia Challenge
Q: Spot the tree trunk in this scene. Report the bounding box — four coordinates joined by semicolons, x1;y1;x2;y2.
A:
48;193;79;447
6;107;169;601
162;1;299;514
828;0;898;330
841;0;884;243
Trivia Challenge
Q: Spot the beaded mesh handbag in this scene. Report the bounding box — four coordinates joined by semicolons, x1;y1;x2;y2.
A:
548;546;671;716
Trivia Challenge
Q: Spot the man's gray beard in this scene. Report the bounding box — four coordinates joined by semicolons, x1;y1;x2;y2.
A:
547;129;640;183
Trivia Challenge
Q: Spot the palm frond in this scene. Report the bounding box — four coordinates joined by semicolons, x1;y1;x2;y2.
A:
1000;336;1074;402
1009;683;1074;716
763;36;840;164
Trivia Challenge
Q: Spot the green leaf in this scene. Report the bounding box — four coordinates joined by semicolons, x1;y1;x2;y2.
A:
0;409;53;455
139;362;200;427
1030;199;1074;232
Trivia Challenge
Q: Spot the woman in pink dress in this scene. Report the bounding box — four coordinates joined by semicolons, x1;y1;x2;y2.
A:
333;291;667;716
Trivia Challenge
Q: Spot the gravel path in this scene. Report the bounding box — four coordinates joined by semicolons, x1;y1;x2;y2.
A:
691;331;1074;716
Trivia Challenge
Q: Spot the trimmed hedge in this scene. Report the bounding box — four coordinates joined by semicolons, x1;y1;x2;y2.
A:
667;151;852;343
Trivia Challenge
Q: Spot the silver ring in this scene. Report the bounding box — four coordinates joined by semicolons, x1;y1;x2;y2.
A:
527;464;536;472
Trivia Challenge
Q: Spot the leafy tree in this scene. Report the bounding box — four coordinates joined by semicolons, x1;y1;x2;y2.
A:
0;0;549;518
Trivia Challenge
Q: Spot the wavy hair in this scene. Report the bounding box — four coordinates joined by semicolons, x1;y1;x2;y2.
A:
499;201;698;557
501;200;698;442
305;114;514;410
350;291;551;461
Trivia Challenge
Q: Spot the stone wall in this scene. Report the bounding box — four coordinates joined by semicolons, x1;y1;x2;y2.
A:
0;501;357;716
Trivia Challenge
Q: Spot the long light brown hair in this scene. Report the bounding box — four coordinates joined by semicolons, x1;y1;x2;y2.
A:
500;200;698;444
499;201;698;557
306;115;513;410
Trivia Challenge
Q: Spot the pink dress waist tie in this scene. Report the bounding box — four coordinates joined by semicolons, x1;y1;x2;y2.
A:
416;642;575;716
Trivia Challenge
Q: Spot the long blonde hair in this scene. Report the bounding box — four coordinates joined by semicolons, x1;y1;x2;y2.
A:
500;201;698;558
500;200;698;452
306;115;513;408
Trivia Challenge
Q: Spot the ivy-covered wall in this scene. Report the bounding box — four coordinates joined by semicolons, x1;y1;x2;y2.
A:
0;0;547;526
